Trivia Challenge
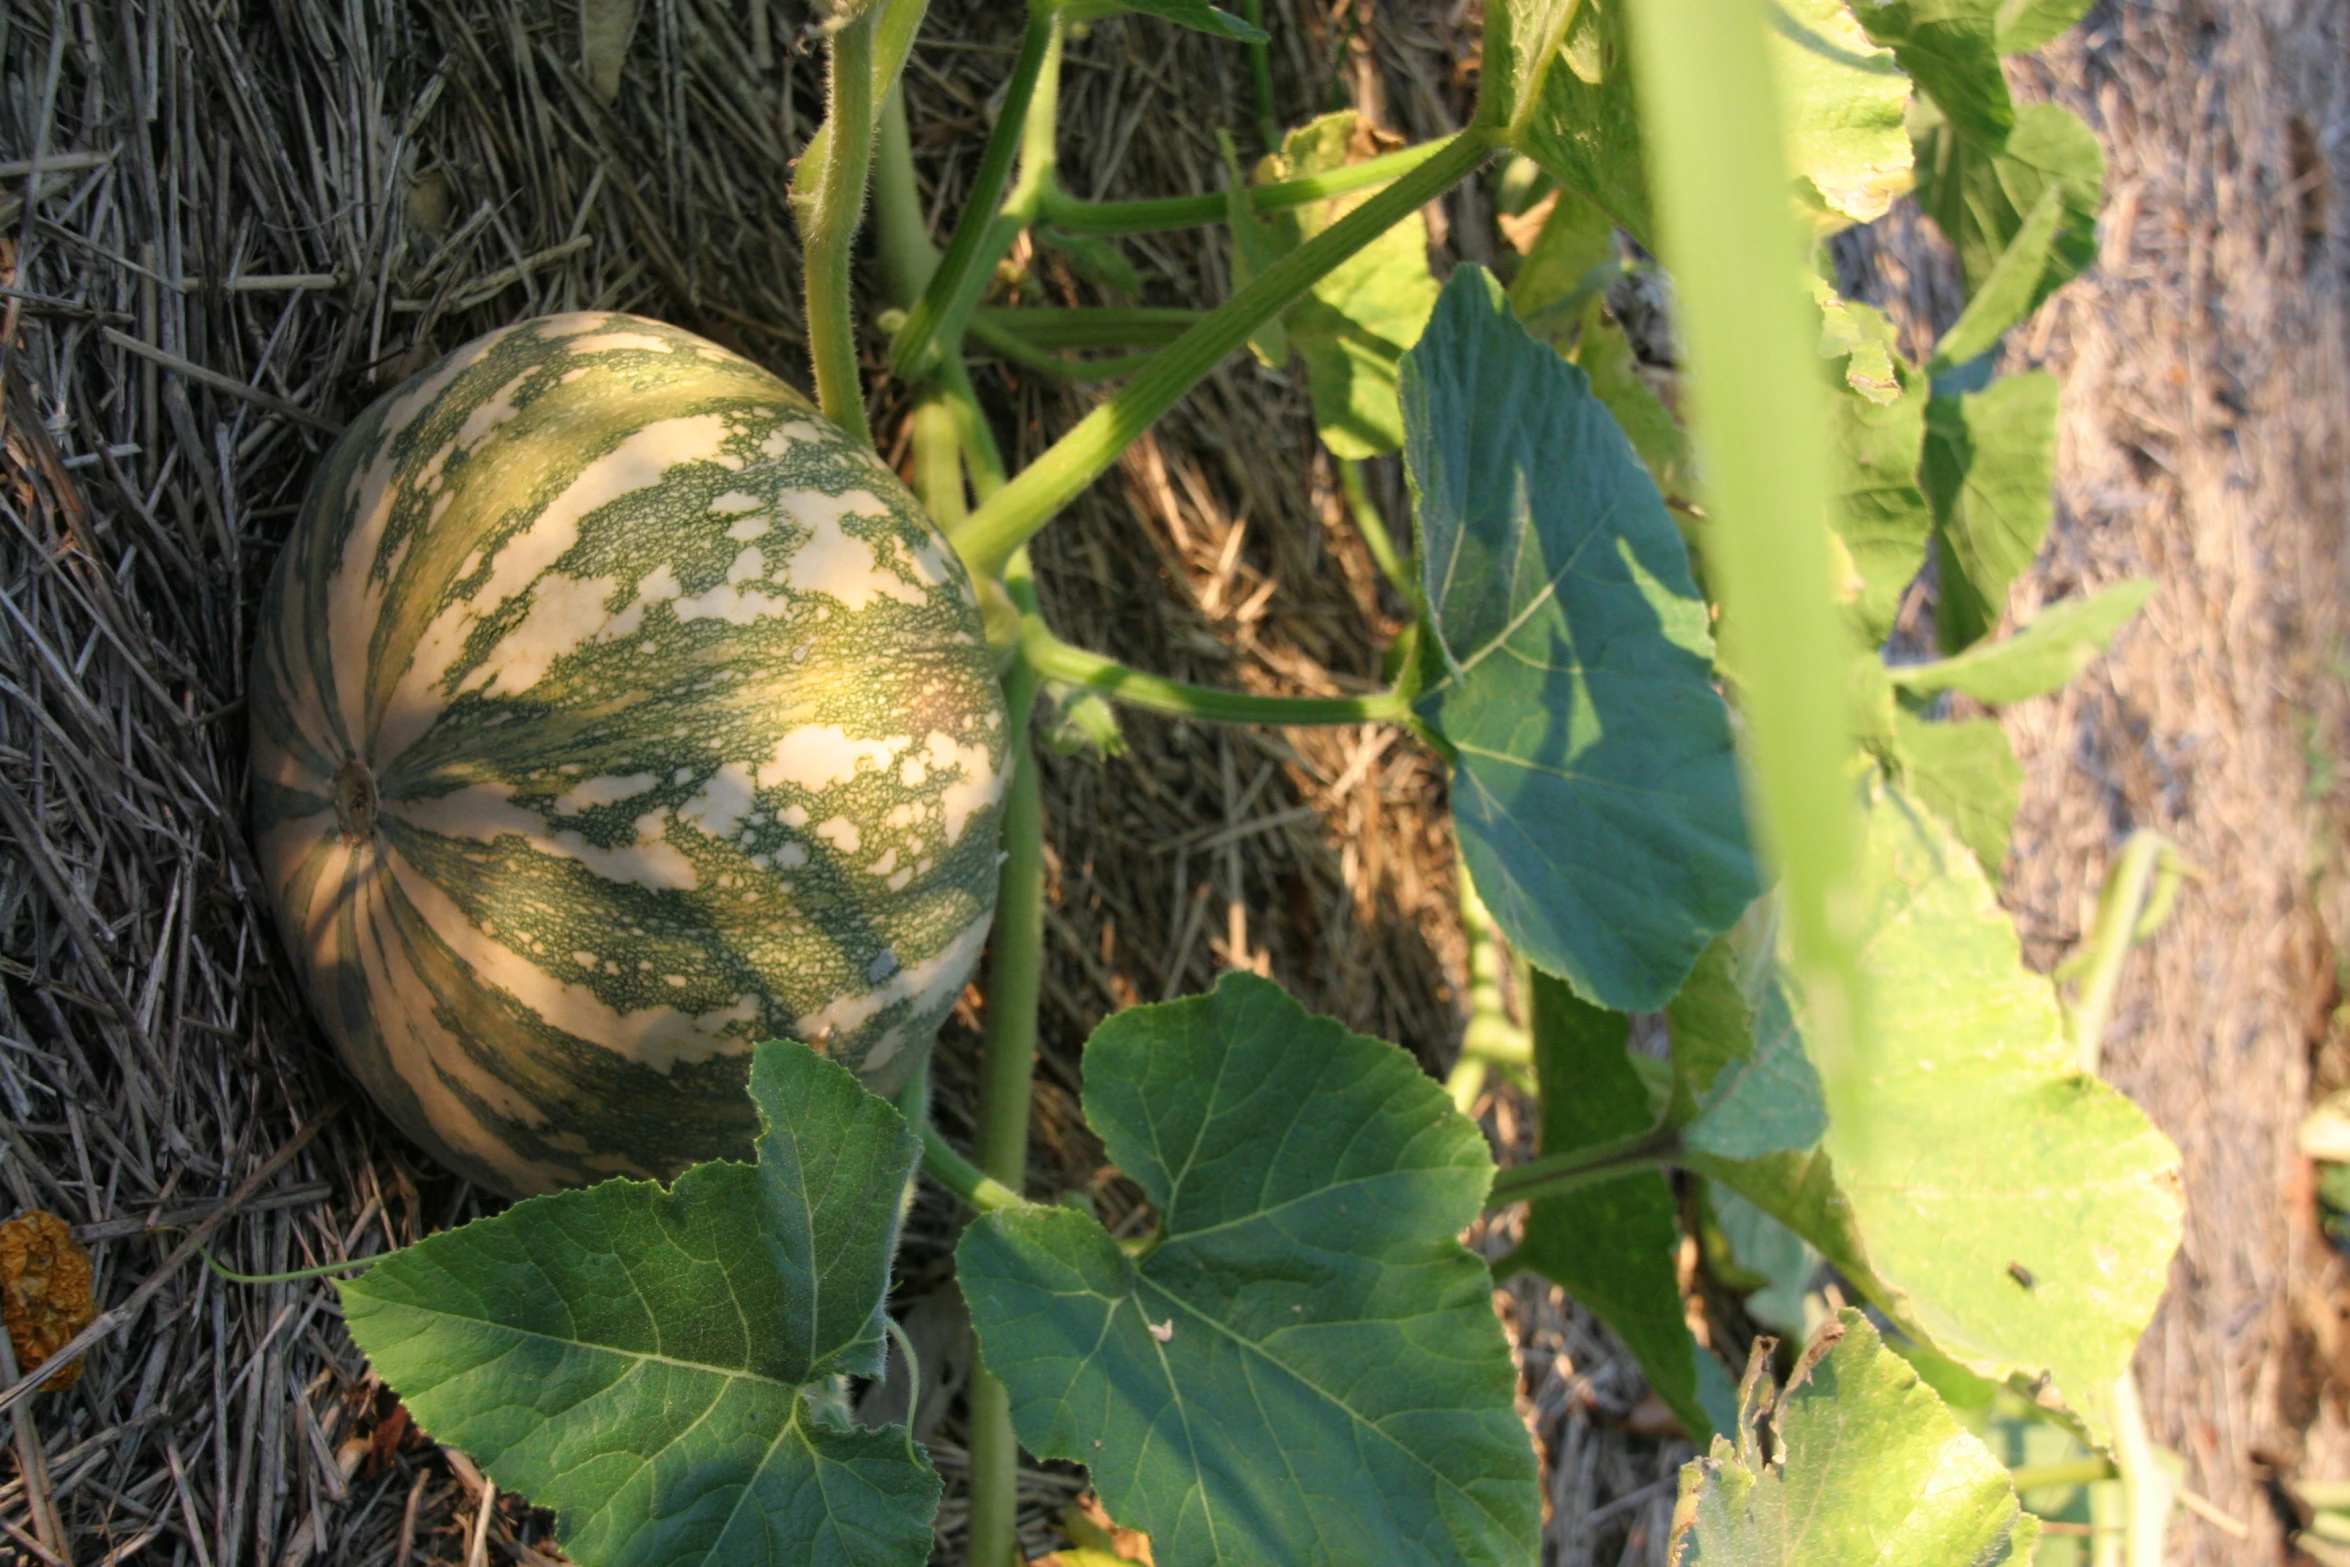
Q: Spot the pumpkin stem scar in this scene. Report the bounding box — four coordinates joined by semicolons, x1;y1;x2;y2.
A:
333;757;379;841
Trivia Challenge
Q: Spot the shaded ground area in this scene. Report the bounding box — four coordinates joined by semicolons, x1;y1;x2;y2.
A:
0;0;2346;1564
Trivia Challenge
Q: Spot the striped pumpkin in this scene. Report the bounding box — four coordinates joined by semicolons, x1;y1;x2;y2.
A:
250;314;1007;1198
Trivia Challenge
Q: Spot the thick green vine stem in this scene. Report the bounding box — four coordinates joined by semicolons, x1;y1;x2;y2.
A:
951;127;1496;581
916;1122;1026;1215
1023;617;1411;725
1036;135;1460;236
890;3;1062;379
804;8;879;447
1485;1123;1681;1210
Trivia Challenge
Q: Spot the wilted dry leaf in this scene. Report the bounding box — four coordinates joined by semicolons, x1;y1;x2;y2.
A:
1;1210;96;1392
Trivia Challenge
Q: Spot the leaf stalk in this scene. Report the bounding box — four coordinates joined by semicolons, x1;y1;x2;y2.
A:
1023;618;1411;726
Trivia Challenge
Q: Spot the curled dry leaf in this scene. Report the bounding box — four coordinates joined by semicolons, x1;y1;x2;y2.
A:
0;1209;97;1393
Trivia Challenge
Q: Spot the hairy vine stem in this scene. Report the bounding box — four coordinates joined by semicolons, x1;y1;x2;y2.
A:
804;8;879;447
950;126;1495;582
1484;1123;1681;1210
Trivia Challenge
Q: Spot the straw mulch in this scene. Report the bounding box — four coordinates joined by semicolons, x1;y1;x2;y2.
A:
2;1;2344;1565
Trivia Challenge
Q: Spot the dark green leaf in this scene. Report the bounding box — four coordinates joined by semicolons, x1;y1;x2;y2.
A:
1515;973;1711;1437
1894;579;2155;705
1856;0;2014;145
1116;0;1268;43
1889;711;2021;880
1668;1311;2042;1565
1406;267;1757;1011
1680;781;2180;1445
958;973;1540;1567
1915;101;2105;302
1994;0;2096;55
1923;370;2061;650
339;1042;938;1567
1510;0;1654;241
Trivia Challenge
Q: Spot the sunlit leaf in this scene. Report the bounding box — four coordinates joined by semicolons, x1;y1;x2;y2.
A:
1893;579;2155;706
1405;267;1758;1011
1915;100;2105;303
1677;780;2181;1444
1770;0;1916;234
1814;289;1930;645
1855;0;2014;145
1668;1311;2042;1565
958;973;1540;1567
1889;711;2021;880
340;1042;939;1567
1514;975;1713;1437
1994;0;2097;55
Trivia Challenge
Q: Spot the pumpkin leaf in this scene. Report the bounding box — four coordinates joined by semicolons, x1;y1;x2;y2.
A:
1915;100;2106;303
1926;183;2069;375
1770;0;1916;235
1498;0;1916;243
1668;1310;2042;1565
1854;0;2014;145
1815;289;1931;645
1678;780;2181;1445
1888;711;2021;881
1514;974;1713;1438
1994;0;2097;54
957;972;1540;1567
1664;926;1829;1164
1115;0;1268;42
1892;578;2155;706
339;1041;939;1567
1248;112;1442;457
1405;266;1758;1012
1923;370;2062;651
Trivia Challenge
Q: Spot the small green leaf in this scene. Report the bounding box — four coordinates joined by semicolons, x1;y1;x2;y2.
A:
1894;579;2155;706
1668;1311;2042;1565
340;1041;939;1567
1770;0;1916;235
958;972;1540;1567
1922;370;2061;650
1515;974;1712;1437
1928;184;2067;374
1664;926;1828;1163
1915;100;2105;302
1994;0;2096;55
1889;711;2021;880
1505;187;1620;341
1577;298;1698;505
1406;267;1758;1011
1703;1186;1818;1338
1682;781;2181;1444
1114;0;1269;42
1814;289;1930;645
1855;0;2014;145
1251;113;1442;457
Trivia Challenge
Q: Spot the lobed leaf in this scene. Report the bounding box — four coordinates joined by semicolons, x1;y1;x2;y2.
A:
1513;975;1713;1437
340;1042;939;1567
1405;267;1757;1012
1892;578;2156;706
1668;1311;2042;1564
958;972;1540;1567
1676;780;2181;1445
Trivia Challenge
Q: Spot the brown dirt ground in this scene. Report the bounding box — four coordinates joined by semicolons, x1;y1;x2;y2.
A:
0;1;2345;1564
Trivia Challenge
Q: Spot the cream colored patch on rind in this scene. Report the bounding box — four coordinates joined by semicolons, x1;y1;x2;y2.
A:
778;489;928;612
924;732;1005;847
677;762;757;841
552;773;660;814
397;782;697;891
755;726;907;792
566;331;675;355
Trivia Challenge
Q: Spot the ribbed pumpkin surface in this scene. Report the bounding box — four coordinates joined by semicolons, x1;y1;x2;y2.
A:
250;314;1006;1197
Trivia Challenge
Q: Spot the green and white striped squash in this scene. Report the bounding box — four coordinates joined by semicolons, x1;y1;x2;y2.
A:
250;314;1007;1198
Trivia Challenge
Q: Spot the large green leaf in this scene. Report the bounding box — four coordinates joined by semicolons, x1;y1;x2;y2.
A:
1770;0;1916;234
1251;113;1442;458
1405;267;1757;1011
1680;781;2181;1444
1889;710;2020;880
1855;0;2013;145
1922;369;2061;650
1514;974;1711;1437
1500;0;1918;243
1915;100;2105;302
1815;289;1930;645
1893;578;2155;705
957;973;1540;1567
340;1042;939;1567
1668;1311;2042;1564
